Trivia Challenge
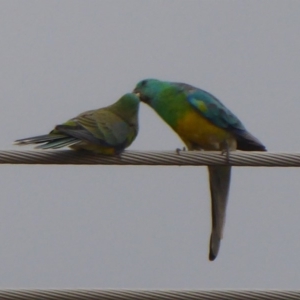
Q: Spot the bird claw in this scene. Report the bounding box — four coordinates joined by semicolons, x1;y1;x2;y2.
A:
176;147;186;155
221;144;230;164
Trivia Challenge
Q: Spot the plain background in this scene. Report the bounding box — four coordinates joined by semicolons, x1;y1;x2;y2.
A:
0;0;300;289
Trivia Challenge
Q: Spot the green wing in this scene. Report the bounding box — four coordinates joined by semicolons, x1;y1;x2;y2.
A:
56;109;132;147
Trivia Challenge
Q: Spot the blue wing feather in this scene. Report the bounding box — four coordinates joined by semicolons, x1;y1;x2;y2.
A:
187;90;245;131
185;88;266;151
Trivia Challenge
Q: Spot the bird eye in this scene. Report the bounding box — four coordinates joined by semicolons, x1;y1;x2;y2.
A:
140;80;147;87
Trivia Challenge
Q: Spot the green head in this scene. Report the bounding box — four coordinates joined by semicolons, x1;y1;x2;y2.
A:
133;79;191;128
109;93;140;122
133;79;172;105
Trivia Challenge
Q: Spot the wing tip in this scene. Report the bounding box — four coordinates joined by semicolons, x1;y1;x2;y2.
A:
236;131;267;151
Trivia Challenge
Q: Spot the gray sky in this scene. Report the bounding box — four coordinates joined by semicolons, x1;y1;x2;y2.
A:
0;0;300;289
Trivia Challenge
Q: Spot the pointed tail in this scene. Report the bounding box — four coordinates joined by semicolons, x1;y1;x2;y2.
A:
208;165;231;261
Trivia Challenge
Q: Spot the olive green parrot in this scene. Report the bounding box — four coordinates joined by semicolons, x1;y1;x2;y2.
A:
15;93;140;155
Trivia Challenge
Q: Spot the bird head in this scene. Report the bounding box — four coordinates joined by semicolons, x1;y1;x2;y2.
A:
133;79;165;105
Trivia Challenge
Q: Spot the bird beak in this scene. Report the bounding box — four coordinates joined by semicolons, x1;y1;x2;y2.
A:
133;88;140;97
133;90;149;103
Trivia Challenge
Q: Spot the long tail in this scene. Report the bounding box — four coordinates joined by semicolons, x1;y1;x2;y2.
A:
208;165;231;261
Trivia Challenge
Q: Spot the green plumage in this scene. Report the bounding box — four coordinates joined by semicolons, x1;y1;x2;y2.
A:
15;93;140;155
134;78;266;261
134;79;265;151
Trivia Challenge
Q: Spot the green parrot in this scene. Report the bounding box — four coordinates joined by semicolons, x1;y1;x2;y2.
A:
15;93;140;155
134;79;266;261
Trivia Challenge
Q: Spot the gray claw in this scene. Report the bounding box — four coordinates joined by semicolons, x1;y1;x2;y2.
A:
175;147;186;155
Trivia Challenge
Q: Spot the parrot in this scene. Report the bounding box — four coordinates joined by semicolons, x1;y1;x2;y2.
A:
15;93;140;155
133;79;266;261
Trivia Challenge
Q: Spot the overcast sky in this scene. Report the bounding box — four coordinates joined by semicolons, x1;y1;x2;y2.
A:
0;0;300;289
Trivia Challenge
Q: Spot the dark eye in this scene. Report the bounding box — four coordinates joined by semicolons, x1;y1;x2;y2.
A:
140;80;147;87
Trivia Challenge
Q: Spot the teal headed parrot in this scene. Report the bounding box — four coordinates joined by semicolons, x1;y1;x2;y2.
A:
134;79;266;261
15;93;140;155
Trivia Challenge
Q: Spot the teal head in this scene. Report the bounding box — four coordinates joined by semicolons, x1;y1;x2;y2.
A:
133;79;169;104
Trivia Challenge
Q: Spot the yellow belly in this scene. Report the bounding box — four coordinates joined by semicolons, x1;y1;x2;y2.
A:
70;143;117;155
175;110;233;150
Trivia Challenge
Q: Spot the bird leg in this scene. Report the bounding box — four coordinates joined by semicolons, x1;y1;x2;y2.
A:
221;141;230;164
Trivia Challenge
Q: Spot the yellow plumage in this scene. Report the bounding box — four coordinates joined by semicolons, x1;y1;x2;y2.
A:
176;110;235;150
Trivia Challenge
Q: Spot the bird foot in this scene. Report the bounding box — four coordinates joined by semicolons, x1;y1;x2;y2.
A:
221;146;230;164
176;147;186;155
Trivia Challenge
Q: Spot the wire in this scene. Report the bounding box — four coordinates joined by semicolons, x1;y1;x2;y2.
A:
0;289;299;300
0;150;299;166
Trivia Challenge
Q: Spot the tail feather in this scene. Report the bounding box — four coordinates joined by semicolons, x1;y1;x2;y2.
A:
15;134;67;145
15;134;79;149
35;137;78;149
208;165;231;261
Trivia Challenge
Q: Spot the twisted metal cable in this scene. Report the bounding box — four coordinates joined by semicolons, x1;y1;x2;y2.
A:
0;289;299;300
0;150;299;166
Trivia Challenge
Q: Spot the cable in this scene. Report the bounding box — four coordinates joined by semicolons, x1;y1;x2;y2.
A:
0;289;299;300
0;150;299;166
